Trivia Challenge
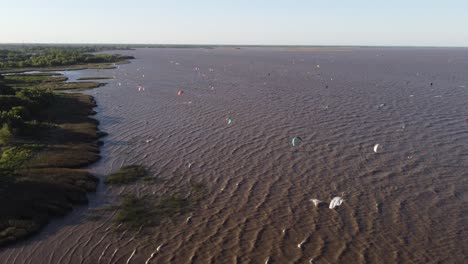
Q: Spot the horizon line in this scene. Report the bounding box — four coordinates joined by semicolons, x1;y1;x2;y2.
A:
0;43;467;49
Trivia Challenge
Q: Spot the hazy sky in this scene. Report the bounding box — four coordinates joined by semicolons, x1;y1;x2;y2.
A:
1;0;467;46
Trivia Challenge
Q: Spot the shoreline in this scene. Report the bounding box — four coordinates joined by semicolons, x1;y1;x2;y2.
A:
0;57;132;247
0;59;131;75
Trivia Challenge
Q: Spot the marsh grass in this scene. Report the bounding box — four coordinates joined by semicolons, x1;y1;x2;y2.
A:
0;93;101;246
114;195;149;228
114;193;192;229
112;181;209;229
105;165;148;185
40;81;106;91
0;52;131;247
3;74;67;89
3;74;106;91
0;51;135;245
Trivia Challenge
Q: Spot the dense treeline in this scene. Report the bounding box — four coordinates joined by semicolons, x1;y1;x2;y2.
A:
0;45;134;69
0;75;54;144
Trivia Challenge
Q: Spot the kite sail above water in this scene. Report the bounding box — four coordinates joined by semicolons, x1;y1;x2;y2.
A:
329;197;343;209
292;136;303;147
227;118;232;125
178;90;184;96
373;144;380;153
310;199;322;207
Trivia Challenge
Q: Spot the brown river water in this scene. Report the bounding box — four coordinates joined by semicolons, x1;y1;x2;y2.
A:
0;47;467;263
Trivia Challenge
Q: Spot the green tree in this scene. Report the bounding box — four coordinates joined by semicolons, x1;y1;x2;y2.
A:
0;106;28;129
0;123;13;145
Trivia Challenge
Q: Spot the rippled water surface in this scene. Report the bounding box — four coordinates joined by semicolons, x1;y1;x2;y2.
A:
1;47;467;263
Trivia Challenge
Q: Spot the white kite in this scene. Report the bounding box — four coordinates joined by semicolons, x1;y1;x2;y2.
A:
309;199;322;207
329;197;343;209
297;239;306;248
156;243;164;251
373;144;380;153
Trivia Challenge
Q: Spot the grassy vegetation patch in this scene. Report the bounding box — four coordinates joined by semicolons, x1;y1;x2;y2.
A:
0;93;101;246
111;180;208;229
114;195;149;227
105;165;148;185
114;193;191;228
29;143;100;169
3;74;67;89
17;168;97;191
0;144;43;172
23;72;62;76
40;81;106;91
0;44;134;247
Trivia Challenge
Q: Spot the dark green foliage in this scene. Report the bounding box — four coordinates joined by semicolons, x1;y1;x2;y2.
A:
0;145;41;172
0;173;97;246
0;70;103;247
0;95;28;111
0;45;134;69
40;81;105;91
5;74;58;85
105;165;148;185
0;88;54;135
0;44;134;247
0;93;101;246
0;106;28;130
15;88;55;111
0;124;12;146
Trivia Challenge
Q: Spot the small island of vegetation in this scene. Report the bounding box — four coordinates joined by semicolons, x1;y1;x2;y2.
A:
102;164;208;229
111;181;207;229
105;165;149;185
